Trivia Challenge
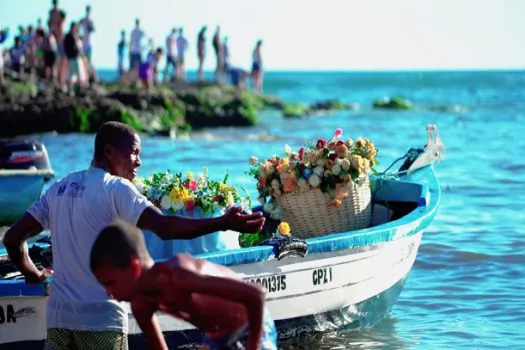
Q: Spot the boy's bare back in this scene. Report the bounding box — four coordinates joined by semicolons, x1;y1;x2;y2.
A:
133;254;252;339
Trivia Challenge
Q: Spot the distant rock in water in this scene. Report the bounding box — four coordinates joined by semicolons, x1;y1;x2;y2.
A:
373;96;414;110
0;69;284;137
282;98;359;118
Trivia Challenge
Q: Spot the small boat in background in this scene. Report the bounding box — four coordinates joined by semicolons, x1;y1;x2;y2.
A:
0;139;54;226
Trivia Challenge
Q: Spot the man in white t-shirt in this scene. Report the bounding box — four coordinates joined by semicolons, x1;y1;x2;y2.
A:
3;121;265;350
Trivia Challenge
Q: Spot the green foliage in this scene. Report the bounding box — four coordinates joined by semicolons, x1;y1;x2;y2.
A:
71;106;95;132
282;103;309;118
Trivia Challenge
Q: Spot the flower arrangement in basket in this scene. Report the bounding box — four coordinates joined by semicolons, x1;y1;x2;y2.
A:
247;128;378;238
133;168;251;216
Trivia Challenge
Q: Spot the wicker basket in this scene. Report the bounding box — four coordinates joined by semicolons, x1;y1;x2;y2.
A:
275;176;372;239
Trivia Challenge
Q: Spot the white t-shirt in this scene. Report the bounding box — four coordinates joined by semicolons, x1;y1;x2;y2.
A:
130;28;144;54
176;36;188;57
79;17;94;49
28;167;152;332
165;34;177;57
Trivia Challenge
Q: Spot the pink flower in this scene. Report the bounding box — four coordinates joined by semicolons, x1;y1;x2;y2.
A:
334;128;343;139
298;147;305;161
189;180;197;191
185;199;195;211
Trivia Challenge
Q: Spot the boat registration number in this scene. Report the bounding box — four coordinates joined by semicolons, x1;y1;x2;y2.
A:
246;275;287;293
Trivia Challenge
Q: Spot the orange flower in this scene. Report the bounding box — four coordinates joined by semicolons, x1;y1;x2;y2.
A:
283;172;297;193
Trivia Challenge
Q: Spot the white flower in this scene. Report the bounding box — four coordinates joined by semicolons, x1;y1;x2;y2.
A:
132;178;146;194
271;154;278;162
249;156;259;165
160;195;173;210
284;144;292;155
298;178;309;192
316;158;326;167
279;172;289;182
258;197;266;204
227;193;235;207
309;174;321;188
341;159;351;171
271;179;280;189
335;158;343;166
332;164;342;176
172;201;184;212
263;201;275;213
313;166;324;177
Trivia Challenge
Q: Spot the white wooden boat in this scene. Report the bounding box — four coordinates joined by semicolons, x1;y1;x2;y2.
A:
0;140;54;226
0;125;443;349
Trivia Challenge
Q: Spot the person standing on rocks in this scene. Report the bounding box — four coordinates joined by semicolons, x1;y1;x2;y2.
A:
176;27;188;80
212;26;223;82
164;28;178;82
0;26;9;85
9;36;26;75
47;0;67;85
42;24;58;82
63;22;86;93
251;39;264;94
197;26;207;81
117;30;127;79
79;5;97;84
129;18;145;83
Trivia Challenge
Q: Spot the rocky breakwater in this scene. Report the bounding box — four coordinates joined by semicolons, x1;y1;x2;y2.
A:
0;70;282;137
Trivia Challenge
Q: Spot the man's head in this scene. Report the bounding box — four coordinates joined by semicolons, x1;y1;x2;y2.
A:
52;0;58;9
135;18;140;28
86;5;91;15
90;220;150;301
70;21;78;34
93;121;141;181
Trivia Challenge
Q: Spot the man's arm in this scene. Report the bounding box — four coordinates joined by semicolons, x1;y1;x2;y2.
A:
137;206;265;241
2;212;50;283
173;268;265;350
131;298;168;350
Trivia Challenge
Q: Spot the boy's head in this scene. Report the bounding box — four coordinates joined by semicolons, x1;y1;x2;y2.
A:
90;220;150;301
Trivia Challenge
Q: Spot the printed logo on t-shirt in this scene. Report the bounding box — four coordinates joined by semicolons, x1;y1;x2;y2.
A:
57;182;68;197
68;182;86;198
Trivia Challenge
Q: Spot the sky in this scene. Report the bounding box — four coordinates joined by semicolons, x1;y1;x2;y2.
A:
1;0;525;71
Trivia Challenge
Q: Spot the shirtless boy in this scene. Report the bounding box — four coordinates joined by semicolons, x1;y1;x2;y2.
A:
90;220;277;350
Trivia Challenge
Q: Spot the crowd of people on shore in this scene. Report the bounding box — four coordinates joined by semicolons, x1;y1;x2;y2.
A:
0;0;95;93
0;0;265;94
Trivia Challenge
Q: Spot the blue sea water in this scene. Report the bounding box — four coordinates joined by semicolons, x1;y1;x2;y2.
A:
12;70;525;348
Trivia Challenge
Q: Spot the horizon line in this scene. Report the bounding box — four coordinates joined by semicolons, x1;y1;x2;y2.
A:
95;67;525;73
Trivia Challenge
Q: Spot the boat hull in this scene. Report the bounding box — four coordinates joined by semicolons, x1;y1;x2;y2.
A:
0;231;422;349
0;174;46;226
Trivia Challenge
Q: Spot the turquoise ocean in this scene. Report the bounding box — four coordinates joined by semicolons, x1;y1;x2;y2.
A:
15;70;525;348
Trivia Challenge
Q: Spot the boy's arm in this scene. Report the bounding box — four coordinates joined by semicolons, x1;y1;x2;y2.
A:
174;268;265;350
131;298;168;350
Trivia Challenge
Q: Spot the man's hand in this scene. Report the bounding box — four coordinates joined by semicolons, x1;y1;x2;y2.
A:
25;268;53;285
223;207;265;233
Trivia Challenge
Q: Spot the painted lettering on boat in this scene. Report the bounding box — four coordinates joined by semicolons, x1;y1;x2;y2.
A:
247;275;287;293
312;267;333;286
0;304;17;324
0;305;35;324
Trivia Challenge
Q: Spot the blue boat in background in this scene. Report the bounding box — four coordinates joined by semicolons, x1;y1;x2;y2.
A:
0;126;443;349
0;140;54;226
